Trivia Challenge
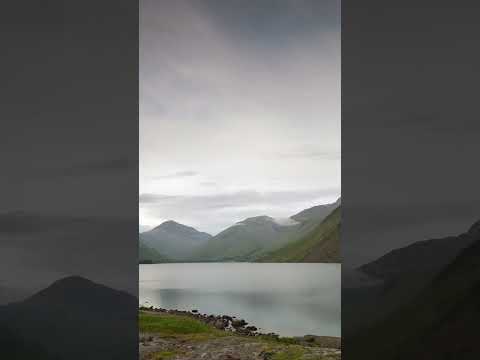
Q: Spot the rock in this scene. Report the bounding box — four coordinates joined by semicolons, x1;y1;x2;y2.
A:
259;350;274;360
222;315;233;322
220;355;240;360
214;319;227;330
232;319;247;328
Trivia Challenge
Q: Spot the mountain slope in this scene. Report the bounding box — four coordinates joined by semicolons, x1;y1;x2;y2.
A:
0;276;137;360
193;216;300;261
193;199;341;262
140;220;211;260
291;197;340;223
346;220;480;359
139;240;169;263
344;222;478;336
259;206;340;262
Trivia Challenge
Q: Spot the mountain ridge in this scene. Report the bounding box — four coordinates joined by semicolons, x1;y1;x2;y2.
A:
259;205;340;263
139;199;342;263
347;219;480;359
140;220;212;260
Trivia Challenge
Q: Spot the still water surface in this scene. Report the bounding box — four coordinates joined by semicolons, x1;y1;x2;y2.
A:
139;263;340;337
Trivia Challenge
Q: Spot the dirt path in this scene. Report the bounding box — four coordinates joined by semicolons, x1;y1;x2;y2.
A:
140;332;341;360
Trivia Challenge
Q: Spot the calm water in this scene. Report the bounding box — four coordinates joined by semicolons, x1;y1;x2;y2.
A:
139;263;340;337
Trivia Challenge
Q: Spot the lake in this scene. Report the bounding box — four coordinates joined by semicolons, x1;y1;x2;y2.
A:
139;263;340;337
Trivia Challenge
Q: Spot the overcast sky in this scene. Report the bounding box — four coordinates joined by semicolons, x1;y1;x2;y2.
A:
140;0;340;234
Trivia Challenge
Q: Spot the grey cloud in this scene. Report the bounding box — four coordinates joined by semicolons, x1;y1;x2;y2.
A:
140;189;338;209
152;171;198;180
140;188;340;233
140;0;340;231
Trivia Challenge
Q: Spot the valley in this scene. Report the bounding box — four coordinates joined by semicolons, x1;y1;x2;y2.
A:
138;199;341;264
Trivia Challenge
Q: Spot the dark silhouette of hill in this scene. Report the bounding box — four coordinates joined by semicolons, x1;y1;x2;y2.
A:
346;220;480;359
0;325;58;360
0;276;137;360
344;221;478;336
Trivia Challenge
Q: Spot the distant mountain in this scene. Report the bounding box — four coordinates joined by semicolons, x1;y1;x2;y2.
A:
193;199;341;262
346;220;480;359
139;240;169;263
259;205;340;262
0;276;137;360
139;220;211;260
193;215;300;261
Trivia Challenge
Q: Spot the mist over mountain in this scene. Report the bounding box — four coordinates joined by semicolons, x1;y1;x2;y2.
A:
260;205;340;263
291;197;340;223
140;199;341;263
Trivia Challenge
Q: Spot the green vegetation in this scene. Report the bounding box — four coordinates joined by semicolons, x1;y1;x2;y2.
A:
139;311;339;360
145;351;177;359
271;346;306;360
140;311;211;334
138;201;341;263
192;216;298;262
259;206;340;262
139;241;169;264
139;311;226;339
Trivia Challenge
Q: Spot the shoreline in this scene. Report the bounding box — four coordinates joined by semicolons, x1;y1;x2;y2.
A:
139;306;341;349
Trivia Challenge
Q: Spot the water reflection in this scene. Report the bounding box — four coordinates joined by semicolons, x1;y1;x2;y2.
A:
139;263;340;337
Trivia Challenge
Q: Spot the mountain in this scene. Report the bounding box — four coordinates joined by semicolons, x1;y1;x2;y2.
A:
193;199;341;262
343;220;477;336
259;205;340;262
346;220;480;359
139;240;169;263
0;276;137;360
139;220;212;260
291;197;340;223
193;216;300;261
359;227;475;281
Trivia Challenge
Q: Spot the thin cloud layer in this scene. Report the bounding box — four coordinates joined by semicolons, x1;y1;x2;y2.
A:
140;0;340;232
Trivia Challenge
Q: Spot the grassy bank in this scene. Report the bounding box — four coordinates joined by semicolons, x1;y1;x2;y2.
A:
139;311;340;360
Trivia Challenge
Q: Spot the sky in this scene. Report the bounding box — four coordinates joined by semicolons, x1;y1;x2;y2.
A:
140;0;341;234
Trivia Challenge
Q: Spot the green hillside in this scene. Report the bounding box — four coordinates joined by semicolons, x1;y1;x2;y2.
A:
193;200;341;262
139;240;169;263
259;206;340;263
192;216;299;262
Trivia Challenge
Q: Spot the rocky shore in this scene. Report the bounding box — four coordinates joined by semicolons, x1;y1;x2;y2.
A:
139;306;341;359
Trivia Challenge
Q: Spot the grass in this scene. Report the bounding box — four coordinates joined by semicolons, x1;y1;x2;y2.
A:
139;311;227;340
139;311;338;360
145;351;177;360
271;346;306;360
259;206;340;262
